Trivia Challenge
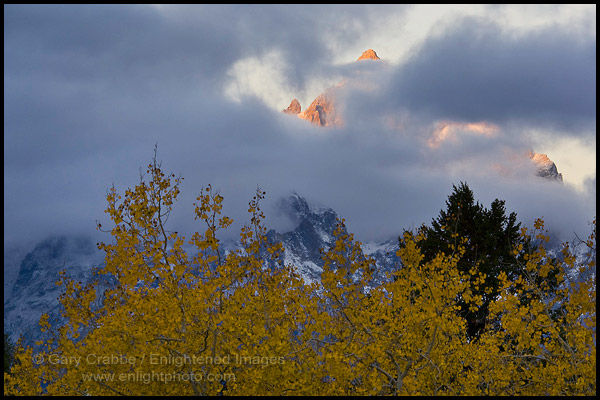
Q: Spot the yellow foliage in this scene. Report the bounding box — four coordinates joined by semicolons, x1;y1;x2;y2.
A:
4;159;596;396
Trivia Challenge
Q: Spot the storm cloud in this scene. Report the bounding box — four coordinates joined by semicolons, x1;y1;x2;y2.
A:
4;4;596;256
386;17;596;132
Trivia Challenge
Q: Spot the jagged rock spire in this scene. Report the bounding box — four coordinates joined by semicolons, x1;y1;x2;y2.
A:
297;88;341;127
357;49;380;61
283;98;301;115
528;151;563;182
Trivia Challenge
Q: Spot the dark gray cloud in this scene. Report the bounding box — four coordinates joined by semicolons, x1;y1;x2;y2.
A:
4;4;395;171
386;17;596;133
3;5;596;256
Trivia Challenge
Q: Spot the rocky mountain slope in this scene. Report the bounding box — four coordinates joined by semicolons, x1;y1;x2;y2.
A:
3;236;114;345
265;193;398;285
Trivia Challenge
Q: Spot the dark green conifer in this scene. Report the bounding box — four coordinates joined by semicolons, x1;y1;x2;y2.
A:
402;182;525;339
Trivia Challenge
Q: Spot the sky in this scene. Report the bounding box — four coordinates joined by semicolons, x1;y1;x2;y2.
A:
4;4;596;258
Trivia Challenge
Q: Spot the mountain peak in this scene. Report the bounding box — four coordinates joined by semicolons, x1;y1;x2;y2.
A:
283;50;380;127
357;49;380;61
280;192;311;219
297;87;342;127
283;98;301;115
528;151;563;182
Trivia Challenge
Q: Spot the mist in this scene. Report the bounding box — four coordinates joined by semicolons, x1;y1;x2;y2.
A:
4;4;596;254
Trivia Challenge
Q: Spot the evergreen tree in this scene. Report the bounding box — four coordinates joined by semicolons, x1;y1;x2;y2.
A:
405;182;524;339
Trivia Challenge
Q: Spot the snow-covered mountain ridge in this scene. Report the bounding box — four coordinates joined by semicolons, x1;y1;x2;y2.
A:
3;236;115;345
